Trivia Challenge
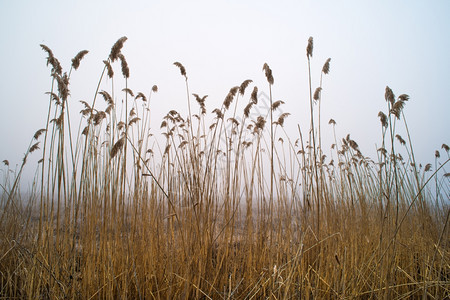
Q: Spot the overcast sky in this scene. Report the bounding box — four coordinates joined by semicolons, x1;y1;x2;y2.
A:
1;0;449;185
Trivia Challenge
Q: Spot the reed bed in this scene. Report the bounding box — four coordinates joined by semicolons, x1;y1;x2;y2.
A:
0;37;449;299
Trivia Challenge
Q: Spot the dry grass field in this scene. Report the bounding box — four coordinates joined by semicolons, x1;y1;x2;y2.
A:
0;37;449;299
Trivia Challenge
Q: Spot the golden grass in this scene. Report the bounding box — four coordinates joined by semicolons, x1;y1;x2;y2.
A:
0;37;449;299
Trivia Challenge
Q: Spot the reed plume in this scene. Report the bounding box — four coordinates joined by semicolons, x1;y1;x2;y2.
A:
118;54;130;78
71;50;89;70
173;61;187;78
109;36;128;62
306;36;313;58
239;79;253;95
103;60;114;78
322;58;331;74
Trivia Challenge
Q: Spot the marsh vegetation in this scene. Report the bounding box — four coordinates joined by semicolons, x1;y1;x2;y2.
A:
0;37;449;299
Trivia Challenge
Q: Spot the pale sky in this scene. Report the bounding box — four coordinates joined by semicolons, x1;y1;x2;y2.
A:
1;0;449;185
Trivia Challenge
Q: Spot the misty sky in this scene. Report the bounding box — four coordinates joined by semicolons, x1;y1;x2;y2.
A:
1;0;449;185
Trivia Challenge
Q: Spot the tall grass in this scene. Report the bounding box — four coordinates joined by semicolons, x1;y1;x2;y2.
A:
0;37;449;299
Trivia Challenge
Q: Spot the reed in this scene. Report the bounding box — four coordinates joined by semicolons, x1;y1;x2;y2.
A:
0;37;448;299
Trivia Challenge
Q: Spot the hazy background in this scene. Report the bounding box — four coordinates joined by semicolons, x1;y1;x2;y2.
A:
1;0;449;186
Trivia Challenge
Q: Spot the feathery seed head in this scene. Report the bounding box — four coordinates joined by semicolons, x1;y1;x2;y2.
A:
228;117;240;127
105;104;114;114
385;86;395;105
136;92;147;102
276;112;290;127
239;79;253;95
398;94;409;102
29;142;40;153
103;60;114;78
40;44;62;75
251;86;258;104
322;58;331;74
55;72;70;101
313;87;322;101
223;86;239;110
111;137;126;158
128;117;140;126
271;100;285;111
71;50;89;70
122;88;134;97
33;129;46;140
395;134;406;145
378;111;388;128
349;139;359;151
93;111;107;126
98;91;113;105
212;108;223;119
173;62;187;78
306;37;314;58
442;143;449;153
164;144;171;155
109;36;128;62
118;54;130;78
40;44;53;57
254;116;266;131
117;121;125;131
262;63;274;85
45;92;60;104
244;102;253;118
390;99;406;119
